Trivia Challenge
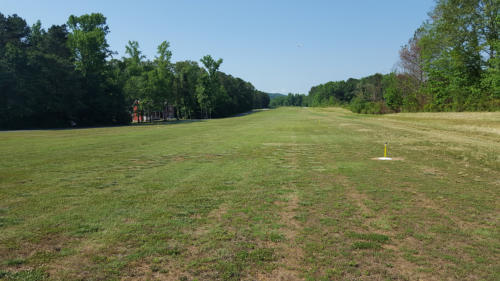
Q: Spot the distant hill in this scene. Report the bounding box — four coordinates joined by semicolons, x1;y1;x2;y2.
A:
267;93;286;100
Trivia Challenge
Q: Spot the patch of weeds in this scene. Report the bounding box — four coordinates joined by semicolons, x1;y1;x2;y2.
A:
362;213;376;219
0;269;48;281
294;212;308;222
472;228;492;238
150;264;161;272
341;208;355;217
275;189;293;195
0;217;21;228
418;266;434;273
268;232;285;242
0;217;7;227
152;257;163;263
442;254;459;263
249;248;275;262
370;218;392;231
4;258;26;266
72;224;100;236
91;255;109;263
348;260;360;267
351;241;382;250
162;245;182;256
215;247;276;280
235;250;249;261
216;261;243;280
321;268;341;280
413;232;432;241
403;252;419;263
299;201;313;206
430;224;457;234
211;228;236;241
30;251;58;264
347;232;390;243
319;217;338;226
473;255;487;264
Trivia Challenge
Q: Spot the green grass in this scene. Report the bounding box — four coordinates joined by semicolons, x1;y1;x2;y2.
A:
0;107;499;280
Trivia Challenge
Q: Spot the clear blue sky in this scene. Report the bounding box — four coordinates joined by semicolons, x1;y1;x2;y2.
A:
3;0;434;94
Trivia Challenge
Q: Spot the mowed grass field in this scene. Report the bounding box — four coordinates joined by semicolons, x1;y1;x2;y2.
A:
0;107;499;281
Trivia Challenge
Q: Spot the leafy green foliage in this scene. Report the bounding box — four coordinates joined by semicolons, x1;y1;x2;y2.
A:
0;12;130;129
269;93;308;107
253;91;271;109
0;13;270;129
309;0;499;114
413;0;498;111
308;78;358;106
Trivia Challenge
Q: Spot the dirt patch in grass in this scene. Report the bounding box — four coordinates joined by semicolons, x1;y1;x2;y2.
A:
356;128;373;132
0;233;75;274
122;260;192;281
207;203;228;221
338;175;439;280
44;240;97;280
420;166;445;177
262;143;315;147
260;193;304;280
337;176;371;218
382;236;440;281
409;189;481;232
338;123;355;127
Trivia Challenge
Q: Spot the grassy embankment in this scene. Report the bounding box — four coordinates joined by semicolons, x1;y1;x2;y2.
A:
0;107;499;280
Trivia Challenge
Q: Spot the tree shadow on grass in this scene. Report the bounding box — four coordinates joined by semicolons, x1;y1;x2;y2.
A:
0;119;207;132
0;109;273;132
129;119;205;127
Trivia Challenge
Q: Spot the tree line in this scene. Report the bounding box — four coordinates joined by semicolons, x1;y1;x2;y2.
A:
0;13;270;129
269;93;309;107
308;0;499;113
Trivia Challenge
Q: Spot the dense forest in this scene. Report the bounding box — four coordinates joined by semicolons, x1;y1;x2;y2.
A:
308;0;499;113
0;13;270;129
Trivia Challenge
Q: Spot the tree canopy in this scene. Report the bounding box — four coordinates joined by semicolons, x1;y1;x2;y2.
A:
307;0;499;113
0;12;270;129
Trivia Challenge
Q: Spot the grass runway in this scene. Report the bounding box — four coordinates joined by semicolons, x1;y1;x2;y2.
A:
0;107;499;280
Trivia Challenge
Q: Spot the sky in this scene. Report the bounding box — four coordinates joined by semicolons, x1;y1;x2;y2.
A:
2;0;435;94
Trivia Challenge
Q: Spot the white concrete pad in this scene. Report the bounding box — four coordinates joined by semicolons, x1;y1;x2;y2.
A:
377;157;393;160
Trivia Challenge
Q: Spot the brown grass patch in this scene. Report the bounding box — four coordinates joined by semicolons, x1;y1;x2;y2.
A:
338;176;438;280
260;193;304;281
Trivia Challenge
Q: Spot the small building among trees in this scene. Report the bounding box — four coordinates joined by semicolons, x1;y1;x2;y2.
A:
132;100;176;122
